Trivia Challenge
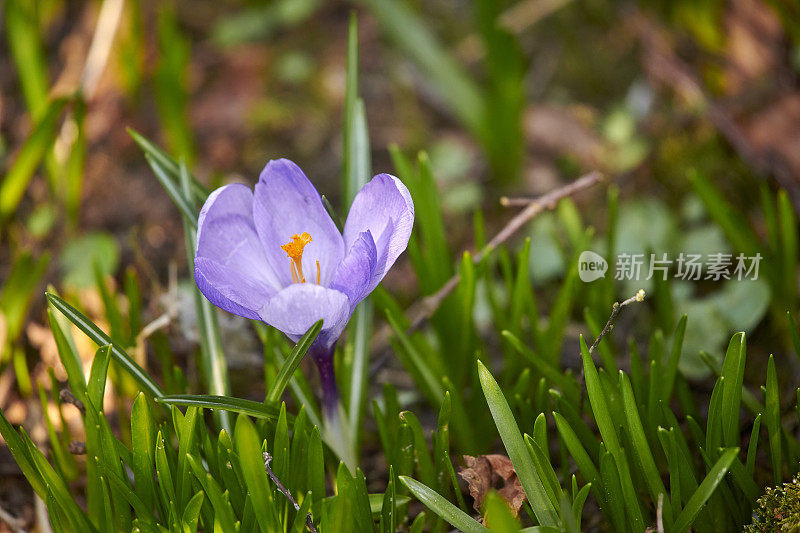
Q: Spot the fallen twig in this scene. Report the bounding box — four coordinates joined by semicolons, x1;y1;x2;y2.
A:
263;452;317;533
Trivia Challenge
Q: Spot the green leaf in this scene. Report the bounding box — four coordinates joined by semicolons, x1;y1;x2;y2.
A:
720;333;745;447
619;372;671;526
672;448;739;533
688;170;760;255
746;413;761;476
478;361;559;526
765;354;781;484
380;466;397;533
266;320;323;404
483;491;521;532
399;476;489;533
661;314;687;402
385;308;445;404
22;428;93;530
502;330;578;400
87;345;112;411
185;454;238;532
235;414;279;532
0;97;69;218
358;0;484;136
131;393;157;512
0;409;47;498
127;128;207;202
0;252;50;343
580;336;644;531
46;293;164;398
60;232;120;288
156;395;283;420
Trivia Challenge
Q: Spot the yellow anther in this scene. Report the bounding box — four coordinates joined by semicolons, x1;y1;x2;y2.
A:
281;232;312;283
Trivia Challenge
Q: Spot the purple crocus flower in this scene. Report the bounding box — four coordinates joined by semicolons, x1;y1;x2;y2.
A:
194;158;414;415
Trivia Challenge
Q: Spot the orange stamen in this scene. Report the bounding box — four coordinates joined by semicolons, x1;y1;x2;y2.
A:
281;232;312;283
316;260;320;285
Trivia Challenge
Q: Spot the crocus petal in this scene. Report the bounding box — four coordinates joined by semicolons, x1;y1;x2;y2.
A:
330;230;378;312
343;174;414;284
195;184;281;319
253;159;345;287
258;284;350;347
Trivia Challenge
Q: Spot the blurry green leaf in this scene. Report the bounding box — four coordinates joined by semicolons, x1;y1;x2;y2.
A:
765;354;781;484
4;0;49;117
0;97;69;218
59;232;120;288
359;0;484;135
212;0;322;46
0;252;49;343
155;6;194;163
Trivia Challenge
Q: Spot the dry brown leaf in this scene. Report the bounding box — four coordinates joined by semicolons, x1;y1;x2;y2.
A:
460;454;527;517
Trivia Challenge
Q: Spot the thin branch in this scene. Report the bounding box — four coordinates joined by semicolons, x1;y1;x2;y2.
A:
588;289;645;355
371;170;604;354
263;453;317;533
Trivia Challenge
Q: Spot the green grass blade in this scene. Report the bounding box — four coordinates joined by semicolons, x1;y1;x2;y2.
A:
0;97;69;218
235;415;280;532
746;413;762;476
156;395;283;420
148;153;199;228
478;361;559;526
266;320;323;404
619;372;670;525
131;393;156;513
46;292;164;398
580;336;644;531
399;476;488;533
127;128;207;202
672;448;739;533
357;0;484;135
765;354;781;483
720;333;746;447
661;314;687;402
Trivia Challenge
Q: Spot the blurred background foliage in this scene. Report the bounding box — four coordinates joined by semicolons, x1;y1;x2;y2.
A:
1;0;800;530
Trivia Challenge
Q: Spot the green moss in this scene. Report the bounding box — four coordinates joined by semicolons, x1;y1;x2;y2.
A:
745;476;800;533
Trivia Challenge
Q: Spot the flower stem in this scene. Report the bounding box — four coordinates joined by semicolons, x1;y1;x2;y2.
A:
310;343;357;472
311;345;339;418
